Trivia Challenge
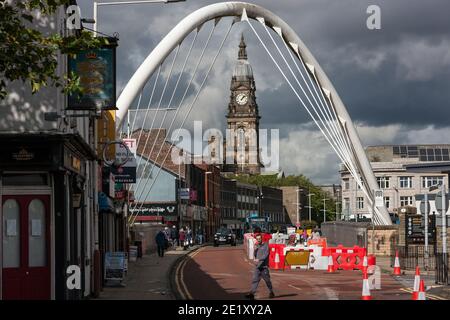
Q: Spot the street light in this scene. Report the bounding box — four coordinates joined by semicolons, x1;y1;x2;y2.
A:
93;0;186;36
306;193;315;222
295;188;303;229
321;197;329;223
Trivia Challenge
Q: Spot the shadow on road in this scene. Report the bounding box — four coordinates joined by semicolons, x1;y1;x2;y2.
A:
182;254;248;300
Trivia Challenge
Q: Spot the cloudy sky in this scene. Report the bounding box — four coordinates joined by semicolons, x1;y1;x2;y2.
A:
78;0;450;184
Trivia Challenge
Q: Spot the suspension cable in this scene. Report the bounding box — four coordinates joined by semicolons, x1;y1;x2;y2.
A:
130;19;234;225
129;25;216;216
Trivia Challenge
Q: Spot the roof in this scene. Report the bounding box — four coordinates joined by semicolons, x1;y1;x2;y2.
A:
131;129;186;178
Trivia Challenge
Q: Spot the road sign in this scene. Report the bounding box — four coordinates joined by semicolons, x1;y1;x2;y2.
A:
420;200;431;215
406;214;435;245
434;192;449;212
178;188;190;200
112;139;137;183
374;189;384;207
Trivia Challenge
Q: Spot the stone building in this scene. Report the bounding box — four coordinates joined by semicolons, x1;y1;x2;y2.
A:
340;144;450;221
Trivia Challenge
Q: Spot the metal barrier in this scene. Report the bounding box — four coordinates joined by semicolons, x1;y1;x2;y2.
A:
435;253;449;285
391;245;436;270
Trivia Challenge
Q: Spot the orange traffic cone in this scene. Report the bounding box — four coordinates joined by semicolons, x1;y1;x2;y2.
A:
393;251;401;275
417;280;426;300
327;255;335;273
361;271;372;300
274;252;280;270
412;266;421;300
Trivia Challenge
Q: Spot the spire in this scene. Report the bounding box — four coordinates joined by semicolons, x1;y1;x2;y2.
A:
238;33;247;60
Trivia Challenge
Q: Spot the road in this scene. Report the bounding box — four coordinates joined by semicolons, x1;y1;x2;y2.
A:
175;245;413;300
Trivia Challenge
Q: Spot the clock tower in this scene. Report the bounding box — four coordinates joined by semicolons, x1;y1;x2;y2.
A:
223;34;262;175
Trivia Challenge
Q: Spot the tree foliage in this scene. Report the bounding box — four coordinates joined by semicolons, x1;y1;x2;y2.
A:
0;0;108;99
230;173;338;223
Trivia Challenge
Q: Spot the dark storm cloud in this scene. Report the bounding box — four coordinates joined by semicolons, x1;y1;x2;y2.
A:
77;0;450;182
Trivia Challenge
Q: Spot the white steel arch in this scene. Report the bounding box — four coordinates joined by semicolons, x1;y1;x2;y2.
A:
115;1;392;225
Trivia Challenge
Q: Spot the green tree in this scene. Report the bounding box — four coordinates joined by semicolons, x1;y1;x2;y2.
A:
230;174;337;223
0;0;108;99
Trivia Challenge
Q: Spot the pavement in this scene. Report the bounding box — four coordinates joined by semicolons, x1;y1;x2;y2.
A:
376;256;449;300
96;244;203;300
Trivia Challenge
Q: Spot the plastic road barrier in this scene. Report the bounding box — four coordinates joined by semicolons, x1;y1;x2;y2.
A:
324;245;368;271
269;244;286;270
283;246;313;269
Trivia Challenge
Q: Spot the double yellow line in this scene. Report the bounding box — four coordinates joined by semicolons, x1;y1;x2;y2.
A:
175;247;204;300
399;287;447;300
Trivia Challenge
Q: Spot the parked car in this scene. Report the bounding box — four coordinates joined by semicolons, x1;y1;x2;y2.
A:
214;228;236;246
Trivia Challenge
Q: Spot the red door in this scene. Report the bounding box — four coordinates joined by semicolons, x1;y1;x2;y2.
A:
2;195;51;300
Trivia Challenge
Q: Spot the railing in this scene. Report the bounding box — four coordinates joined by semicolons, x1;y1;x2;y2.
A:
435;253;449;285
390;245;437;270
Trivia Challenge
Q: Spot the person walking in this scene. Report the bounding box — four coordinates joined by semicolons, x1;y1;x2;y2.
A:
179;228;186;250
170;225;177;247
155;229;166;257
245;231;275;300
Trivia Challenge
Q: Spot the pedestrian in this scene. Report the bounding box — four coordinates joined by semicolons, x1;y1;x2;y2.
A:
187;227;193;247
155;229;166;257
170;225;177;247
197;227;203;245
245;232;275;300
312;227;321;240
179;228;186;250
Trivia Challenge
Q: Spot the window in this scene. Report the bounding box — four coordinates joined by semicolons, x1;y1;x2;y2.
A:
399;176;413;189
343;179;350;190
384;197;390;208
400;196;413;207
377;177;390;189
357;197;364;209
421;176;444;188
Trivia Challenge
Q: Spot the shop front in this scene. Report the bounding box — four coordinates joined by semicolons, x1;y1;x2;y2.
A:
133;203;178;225
0;133;96;300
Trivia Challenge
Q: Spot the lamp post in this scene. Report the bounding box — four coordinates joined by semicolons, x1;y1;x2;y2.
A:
306;193;315;222
335;201;341;221
321;197;329;223
93;0;186;36
257;187;264;230
295;188;303;229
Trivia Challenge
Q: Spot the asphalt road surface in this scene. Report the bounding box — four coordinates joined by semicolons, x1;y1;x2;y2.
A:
175;245;412;300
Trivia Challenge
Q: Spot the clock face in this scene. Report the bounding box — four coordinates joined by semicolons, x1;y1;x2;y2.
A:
236;93;248;105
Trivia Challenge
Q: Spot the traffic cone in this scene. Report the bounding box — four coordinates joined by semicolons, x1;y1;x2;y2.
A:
417;280;426;300
362;255;368;273
361;271;372;300
393;251;401;275
412;266;421;300
274;252;280;270
327;255;335;273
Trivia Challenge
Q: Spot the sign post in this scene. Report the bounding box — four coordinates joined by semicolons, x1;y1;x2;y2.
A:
419;194;431;269
435;185;448;256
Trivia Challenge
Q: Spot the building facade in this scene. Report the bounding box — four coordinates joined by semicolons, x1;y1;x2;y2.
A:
340;145;450;220
222;35;262;175
0;4;112;300
220;178;240;235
